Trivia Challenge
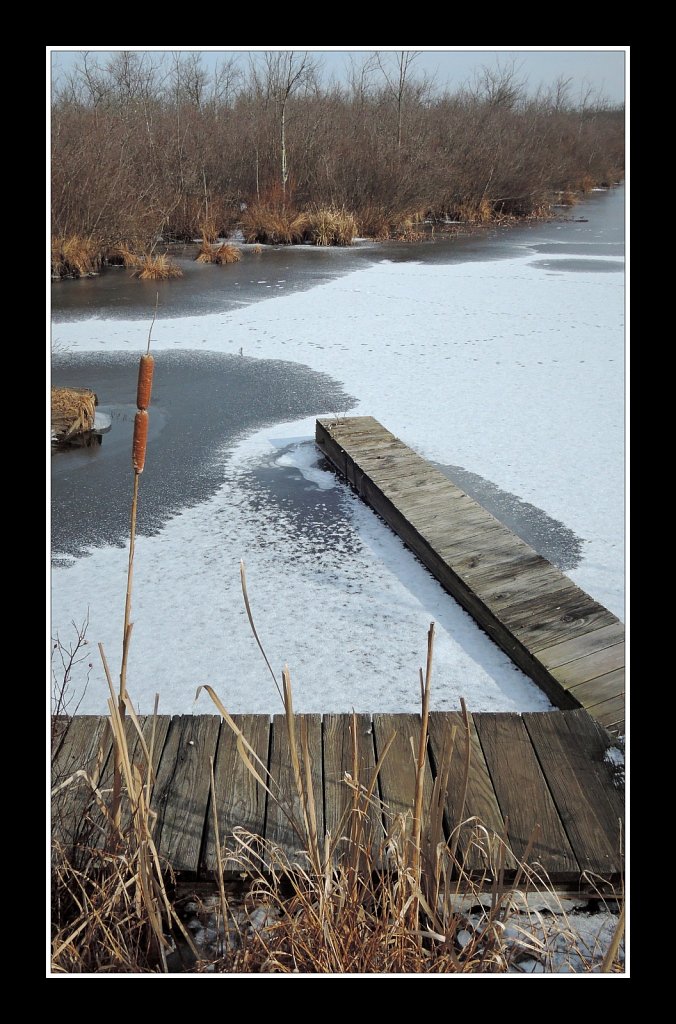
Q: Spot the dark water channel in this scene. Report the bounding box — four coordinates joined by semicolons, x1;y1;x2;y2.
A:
51;187;623;568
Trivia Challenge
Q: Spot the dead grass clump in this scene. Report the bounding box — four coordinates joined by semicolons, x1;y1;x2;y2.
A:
134;254;183;280
196;241;242;264
106;244;144;268
51;387;97;440
214;244;241;264
298;207;356;246
358;207;425;241
559;190;579;207
358;205;393;240
195;240;217;263
52;235;103;279
453;197;495;224
241;203;306;245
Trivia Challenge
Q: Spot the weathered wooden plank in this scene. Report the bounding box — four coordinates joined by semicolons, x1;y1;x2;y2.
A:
51;716;113;846
522;712;623;877
537;623;626;670
584;695;625;732
317;416;623;733
476;564;566;607
152;715;222;874
495;581;599;629
78;714;169;847
566;668;625;709
203;714;270;875
427;712;516;873
323;713;384;863
265;714;323;868
51;716;72;760
551;645;625;690
557;710;625;821
473;713;579;878
512;603;618;654
120;714;172;835
372;714;434;847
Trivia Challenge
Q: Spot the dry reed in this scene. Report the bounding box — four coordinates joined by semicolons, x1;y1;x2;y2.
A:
51;235;103;278
51;387;96;440
134;254;183;280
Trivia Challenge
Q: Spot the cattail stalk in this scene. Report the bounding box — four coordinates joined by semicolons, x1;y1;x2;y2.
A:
111;298;158;832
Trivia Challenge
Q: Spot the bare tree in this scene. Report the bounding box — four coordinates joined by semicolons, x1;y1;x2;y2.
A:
257;50;321;195
374;50;421;148
472;58;526;109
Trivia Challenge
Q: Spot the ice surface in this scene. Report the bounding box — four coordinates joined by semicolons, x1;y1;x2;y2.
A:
51;250;624;715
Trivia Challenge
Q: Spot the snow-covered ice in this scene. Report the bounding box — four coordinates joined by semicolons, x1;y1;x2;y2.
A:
51;246;624;717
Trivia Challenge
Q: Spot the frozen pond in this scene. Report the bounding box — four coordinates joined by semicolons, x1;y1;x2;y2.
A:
51;187;624;716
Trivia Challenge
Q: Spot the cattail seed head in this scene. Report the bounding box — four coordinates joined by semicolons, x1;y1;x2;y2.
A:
136;353;155;410
132;410;149;473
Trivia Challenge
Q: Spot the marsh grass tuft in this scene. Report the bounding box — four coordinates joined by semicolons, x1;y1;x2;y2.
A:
51;235;103;278
134;253;183;280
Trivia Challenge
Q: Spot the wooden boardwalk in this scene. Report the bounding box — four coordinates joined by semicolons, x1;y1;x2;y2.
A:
51;711;624;888
316;417;625;735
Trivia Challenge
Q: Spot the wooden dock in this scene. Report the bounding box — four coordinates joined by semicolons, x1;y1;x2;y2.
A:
51;710;624;889
316;417;625;735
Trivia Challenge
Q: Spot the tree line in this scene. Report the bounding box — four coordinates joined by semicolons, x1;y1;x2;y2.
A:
51;51;625;250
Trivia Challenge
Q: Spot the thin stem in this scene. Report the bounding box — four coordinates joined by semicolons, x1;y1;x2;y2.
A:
147;292;159;354
120;471;140;711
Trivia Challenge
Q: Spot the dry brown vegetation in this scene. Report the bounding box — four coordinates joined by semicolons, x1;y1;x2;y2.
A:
51;387;96;440
51;52;624;256
51;235;104;278
51;650;625;974
133;254;183;280
196;241;242;264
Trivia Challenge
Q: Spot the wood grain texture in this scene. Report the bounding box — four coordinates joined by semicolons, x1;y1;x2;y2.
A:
473;713;579;878
315;417;624;732
51;716;112;846
583;694;625;732
537;623;626;670
428;711;517;873
52;712;624;886
265;714;323;867
372;713;433;845
152;715;222;874
522;712;623;877
204;714;270;874
323;713;384;863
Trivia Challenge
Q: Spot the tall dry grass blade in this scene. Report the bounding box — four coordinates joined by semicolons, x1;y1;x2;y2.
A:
282;666;315;858
411;623;434;929
240;560;284;705
210;755;230;956
427;723;456;909
449;697;472;870
600;905;625;972
300;715;321;873
196;683;301;842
